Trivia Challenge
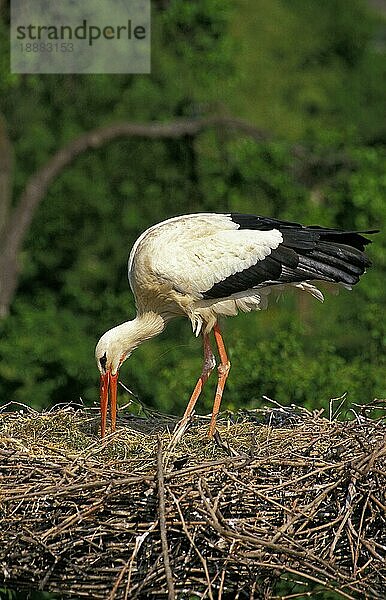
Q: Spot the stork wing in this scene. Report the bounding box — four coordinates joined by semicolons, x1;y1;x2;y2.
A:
131;213;373;300
144;214;283;297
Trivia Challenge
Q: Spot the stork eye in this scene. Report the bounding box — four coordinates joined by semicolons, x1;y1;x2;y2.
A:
100;352;107;371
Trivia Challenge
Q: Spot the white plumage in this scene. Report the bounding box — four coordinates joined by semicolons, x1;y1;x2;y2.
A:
96;212;374;438
129;214;286;335
133;215;282;294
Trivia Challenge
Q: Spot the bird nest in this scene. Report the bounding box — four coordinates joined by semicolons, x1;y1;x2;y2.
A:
0;398;385;599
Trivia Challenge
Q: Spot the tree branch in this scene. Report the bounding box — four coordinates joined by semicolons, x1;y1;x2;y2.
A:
0;115;267;317
0;114;12;238
8;116;267;259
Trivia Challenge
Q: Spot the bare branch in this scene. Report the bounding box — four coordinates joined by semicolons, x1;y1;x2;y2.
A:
0;115;267;317
0;113;12;238
7;116;267;260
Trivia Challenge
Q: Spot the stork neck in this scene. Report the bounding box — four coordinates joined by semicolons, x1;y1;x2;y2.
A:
96;311;166;375
130;311;166;345
108;312;165;362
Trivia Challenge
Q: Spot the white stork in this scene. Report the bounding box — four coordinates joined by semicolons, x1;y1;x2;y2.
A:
95;212;375;438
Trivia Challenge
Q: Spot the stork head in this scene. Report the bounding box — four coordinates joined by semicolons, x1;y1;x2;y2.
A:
95;313;166;438
95;323;136;438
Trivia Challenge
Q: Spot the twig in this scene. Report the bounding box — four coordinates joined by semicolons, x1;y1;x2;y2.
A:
1;405;385;598
156;437;175;600
170;489;214;600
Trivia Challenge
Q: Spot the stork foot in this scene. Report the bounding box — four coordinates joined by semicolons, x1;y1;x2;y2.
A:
207;324;231;438
168;415;193;449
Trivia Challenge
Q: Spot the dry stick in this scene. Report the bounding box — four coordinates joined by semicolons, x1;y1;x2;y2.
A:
129;559;165;600
124;524;159;598
41;498;105;542
2;409;385;598
245;561;357;600
271;592;313;600
270;480;343;544
169;489;214;600
218;539;237;600
329;479;356;561
369;492;386;512
163;454;339;485
6;473;151;501
156;437;176;600
108;525;158;600
197;479;353;587
108;560;131;600
223;465;343;538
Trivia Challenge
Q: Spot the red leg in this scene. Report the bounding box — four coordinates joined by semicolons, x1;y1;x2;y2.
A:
208;322;231;438
181;332;216;422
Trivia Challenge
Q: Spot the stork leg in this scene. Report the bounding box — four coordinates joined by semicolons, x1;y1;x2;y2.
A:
208;322;231;438
182;332;216;422
171;333;216;442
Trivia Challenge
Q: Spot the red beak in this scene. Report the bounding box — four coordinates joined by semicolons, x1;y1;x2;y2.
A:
99;371;118;437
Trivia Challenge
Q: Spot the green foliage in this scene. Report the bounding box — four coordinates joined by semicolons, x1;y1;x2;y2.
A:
230;0;386;142
0;0;384;415
225;317;384;412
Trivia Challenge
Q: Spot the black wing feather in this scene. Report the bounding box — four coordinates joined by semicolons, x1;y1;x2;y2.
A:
201;214;376;300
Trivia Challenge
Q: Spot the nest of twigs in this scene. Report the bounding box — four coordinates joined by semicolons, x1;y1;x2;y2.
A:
0;398;385;599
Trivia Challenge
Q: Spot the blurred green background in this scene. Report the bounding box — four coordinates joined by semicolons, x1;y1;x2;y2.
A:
0;1;385;599
0;0;385;423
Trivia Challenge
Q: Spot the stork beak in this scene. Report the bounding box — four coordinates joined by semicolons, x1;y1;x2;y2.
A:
99;370;118;437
